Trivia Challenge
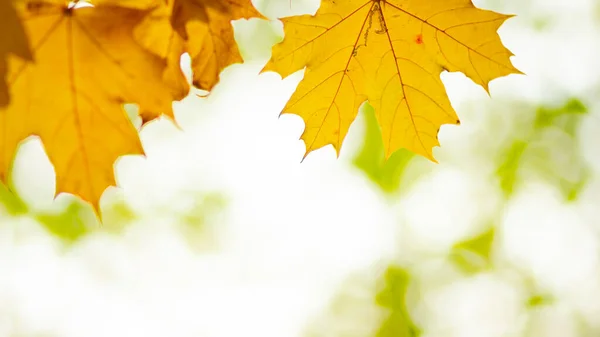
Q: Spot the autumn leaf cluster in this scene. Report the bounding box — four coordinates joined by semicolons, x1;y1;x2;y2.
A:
0;0;265;212
0;0;520;216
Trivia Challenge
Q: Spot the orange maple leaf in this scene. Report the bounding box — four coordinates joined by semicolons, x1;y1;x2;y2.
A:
132;0;266;94
263;0;522;160
1;1;185;212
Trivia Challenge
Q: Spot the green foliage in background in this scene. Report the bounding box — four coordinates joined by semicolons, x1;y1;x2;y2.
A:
0;94;592;336
450;226;495;275
349;95;592;337
375;267;420;337
496;98;589;200
353;104;415;194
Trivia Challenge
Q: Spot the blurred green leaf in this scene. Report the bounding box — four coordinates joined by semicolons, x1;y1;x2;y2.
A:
0;183;28;215
353;104;415;194
100;195;137;233
375;266;420;337
35;201;94;242
450;227;495;274
527;294;553;308
0;182;94;242
179;192;227;251
180;193;226;227
495;98;589;201
561;171;590;202
497;141;528;198
534;98;587;136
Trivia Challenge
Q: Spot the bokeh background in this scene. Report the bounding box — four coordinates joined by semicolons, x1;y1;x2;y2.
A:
1;0;600;336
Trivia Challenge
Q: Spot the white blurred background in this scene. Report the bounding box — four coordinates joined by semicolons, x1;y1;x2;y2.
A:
1;0;600;336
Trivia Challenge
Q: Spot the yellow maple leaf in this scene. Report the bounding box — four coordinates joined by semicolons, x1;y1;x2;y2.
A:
0;0;32;106
1;1;185;212
132;0;266;93
263;0;521;160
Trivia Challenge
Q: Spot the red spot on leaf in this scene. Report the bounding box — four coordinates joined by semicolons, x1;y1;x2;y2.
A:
415;34;423;44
